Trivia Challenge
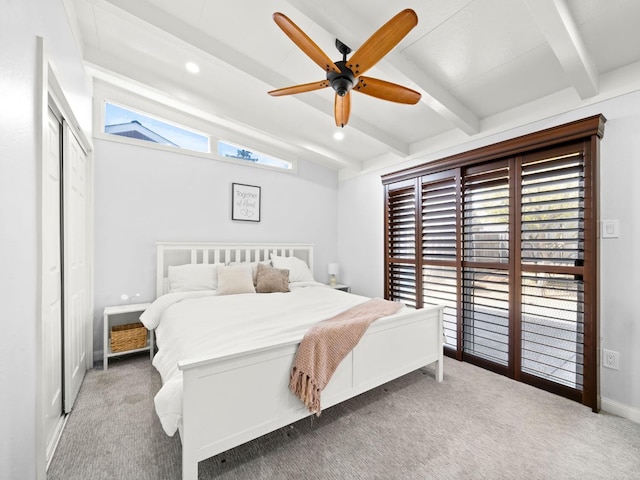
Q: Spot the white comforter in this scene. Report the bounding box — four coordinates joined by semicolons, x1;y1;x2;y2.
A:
140;283;377;436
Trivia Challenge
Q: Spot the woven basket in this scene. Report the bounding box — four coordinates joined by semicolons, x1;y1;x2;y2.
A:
111;322;147;352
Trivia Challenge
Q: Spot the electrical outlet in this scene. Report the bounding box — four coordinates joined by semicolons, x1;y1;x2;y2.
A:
602;349;619;370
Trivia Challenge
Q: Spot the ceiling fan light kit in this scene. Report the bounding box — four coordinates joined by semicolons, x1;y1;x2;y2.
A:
268;9;422;128
327;61;356;97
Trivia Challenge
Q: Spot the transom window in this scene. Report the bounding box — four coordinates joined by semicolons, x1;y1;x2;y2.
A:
104;102;209;153
217;140;293;170
100;101;295;172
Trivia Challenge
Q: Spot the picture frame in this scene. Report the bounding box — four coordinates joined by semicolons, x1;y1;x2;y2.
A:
231;183;261;222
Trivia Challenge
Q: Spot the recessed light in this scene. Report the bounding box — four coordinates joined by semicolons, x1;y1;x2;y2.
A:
185;62;200;74
333;131;345;141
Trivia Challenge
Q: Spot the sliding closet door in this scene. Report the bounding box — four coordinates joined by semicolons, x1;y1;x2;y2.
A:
43;107;64;457
63;121;89;413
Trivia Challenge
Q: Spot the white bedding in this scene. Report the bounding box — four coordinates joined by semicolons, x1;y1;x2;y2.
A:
140;283;399;436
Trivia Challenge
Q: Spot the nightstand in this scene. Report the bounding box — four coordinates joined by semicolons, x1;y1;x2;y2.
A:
330;283;351;293
103;303;153;370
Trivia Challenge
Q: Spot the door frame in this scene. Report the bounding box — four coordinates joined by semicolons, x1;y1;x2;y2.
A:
36;36;94;478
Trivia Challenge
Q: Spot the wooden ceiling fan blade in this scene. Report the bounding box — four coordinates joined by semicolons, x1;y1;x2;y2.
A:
354;76;421;104
334;92;351;127
347;9;418;77
268;80;330;97
273;12;341;74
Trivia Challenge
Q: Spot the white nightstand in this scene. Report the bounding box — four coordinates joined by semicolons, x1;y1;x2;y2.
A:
103;302;153;370
329;283;351;293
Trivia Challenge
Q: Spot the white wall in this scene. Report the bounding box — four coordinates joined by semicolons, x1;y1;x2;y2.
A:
0;0;92;478
93;138;338;358
338;90;640;422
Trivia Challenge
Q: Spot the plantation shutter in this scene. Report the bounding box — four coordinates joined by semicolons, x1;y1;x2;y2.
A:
385;180;418;307
462;162;511;365
421;172;459;348
519;147;586;390
382;114;604;410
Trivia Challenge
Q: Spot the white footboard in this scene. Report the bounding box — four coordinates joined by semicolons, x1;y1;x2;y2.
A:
178;305;444;480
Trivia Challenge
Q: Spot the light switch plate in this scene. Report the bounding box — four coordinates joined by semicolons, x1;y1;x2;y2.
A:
601;219;619;238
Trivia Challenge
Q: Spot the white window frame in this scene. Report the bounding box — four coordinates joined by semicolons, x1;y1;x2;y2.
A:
217;140;294;170
93;82;298;174
103;101;211;153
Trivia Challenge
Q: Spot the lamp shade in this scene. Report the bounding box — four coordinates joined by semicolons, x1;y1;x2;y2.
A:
328;263;339;275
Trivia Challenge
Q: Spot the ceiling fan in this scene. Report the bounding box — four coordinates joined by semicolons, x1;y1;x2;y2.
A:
268;9;422;128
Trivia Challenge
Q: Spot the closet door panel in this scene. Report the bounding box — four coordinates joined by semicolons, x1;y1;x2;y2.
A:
43;108;63;456
63;122;88;413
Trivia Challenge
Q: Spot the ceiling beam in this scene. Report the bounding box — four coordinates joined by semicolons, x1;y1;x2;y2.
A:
288;0;480;136
523;0;598;99
99;0;410;157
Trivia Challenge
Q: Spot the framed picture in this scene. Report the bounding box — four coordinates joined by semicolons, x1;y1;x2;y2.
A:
232;183;261;222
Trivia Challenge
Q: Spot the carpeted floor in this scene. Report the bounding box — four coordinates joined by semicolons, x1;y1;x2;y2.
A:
47;353;640;480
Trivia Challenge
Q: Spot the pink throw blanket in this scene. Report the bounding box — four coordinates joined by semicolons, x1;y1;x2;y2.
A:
289;298;403;415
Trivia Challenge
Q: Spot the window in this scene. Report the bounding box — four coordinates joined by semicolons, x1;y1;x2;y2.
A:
98;96;296;172
382;115;605;410
104;102;209;153
217;140;293;170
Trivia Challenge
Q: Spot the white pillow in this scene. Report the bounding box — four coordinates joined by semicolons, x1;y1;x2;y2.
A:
216;264;256;295
228;260;270;285
167;264;219;293
270;254;315;283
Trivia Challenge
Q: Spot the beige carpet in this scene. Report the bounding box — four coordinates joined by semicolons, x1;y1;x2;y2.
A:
47;353;640;479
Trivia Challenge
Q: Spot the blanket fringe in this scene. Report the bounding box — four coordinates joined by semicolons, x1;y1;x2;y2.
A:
289;367;322;416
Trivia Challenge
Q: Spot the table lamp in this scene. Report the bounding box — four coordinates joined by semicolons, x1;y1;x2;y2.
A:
328;263;339;286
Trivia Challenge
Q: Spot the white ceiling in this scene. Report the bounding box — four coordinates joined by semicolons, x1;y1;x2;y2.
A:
67;0;640;175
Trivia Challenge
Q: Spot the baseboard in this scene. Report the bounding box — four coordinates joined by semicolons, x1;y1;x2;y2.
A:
601;397;640;424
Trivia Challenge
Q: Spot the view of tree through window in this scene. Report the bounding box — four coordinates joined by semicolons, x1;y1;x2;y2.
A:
217;141;293;170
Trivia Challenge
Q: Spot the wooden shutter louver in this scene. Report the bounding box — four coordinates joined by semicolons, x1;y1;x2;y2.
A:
520;150;586;389
462;267;510;364
521;152;584;266
424;265;458;346
521;273;584;388
422;179;457;262
463;165;510;264
389;264;417;308
421;176;458;347
387;185;416;259
462;164;510;364
386;183;417;307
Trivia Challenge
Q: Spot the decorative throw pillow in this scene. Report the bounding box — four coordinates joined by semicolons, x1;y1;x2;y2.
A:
270;254;315;283
216;264;256;295
228;260;270;286
255;263;290;293
167;263;219;292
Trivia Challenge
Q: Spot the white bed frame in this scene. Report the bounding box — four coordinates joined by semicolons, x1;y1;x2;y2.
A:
155;242;444;480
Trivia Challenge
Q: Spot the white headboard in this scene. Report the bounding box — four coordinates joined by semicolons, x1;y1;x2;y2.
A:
156;242;314;297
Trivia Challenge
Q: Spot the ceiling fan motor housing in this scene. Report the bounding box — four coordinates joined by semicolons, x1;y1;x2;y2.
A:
327;61;356;96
